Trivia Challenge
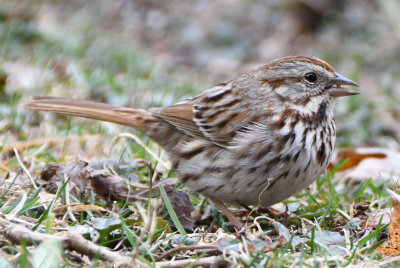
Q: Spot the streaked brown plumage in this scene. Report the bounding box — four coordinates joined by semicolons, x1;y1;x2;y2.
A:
24;56;359;230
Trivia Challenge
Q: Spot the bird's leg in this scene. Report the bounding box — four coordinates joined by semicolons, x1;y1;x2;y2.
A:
209;198;244;231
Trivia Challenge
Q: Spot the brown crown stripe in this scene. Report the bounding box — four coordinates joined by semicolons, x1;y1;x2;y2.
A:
260;77;303;89
264;56;335;73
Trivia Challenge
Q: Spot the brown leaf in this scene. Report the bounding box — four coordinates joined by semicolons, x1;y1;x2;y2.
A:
38;160;132;202
164;185;194;231
376;189;400;256
38;161;91;197
37;160;181;205
329;148;400;184
70;204;107;212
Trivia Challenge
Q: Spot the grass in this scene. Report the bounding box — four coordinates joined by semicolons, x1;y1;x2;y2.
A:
1;2;400;267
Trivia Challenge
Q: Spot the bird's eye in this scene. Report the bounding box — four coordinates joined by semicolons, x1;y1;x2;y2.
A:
304;72;318;83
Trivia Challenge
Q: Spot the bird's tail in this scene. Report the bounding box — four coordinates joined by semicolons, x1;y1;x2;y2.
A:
23;96;160;136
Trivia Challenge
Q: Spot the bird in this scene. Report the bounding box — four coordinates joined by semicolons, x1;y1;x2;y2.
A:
24;56;359;230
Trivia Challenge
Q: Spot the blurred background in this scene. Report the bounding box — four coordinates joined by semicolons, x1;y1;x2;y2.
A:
1;0;400;149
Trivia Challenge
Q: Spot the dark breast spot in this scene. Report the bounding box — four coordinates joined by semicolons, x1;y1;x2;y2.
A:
303;157;312;173
172;161;179;170
180;174;199;183
254;143;272;161
312;132;317;146
276;171;289;180
269;156;281;166
302;127;310;144
274;134;291;152
281;154;291;163
290;117;299;129
263;165;271;174
204;166;225;173
214;184;224;192
317;142;326;165
315;101;328;122
248;166;258;173
293;150;301;162
224;167;240;179
196;186;210;193
287;132;296;147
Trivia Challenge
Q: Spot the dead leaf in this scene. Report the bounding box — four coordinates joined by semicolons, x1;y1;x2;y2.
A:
376;189;400;256
37;160;136;202
70;205;107;212
164;185;194;231
314;230;346;255
38;161;91;197
364;209;391;230
329;148;400;184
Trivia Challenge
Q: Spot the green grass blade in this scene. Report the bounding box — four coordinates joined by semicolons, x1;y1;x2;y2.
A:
159;185;187;236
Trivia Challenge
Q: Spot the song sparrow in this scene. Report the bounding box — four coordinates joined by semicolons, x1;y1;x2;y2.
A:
24;56;359;230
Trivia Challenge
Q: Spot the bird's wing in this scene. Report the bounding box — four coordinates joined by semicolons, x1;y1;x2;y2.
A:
152;83;259;146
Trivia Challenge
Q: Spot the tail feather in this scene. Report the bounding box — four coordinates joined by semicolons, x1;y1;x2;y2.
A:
23;96;158;134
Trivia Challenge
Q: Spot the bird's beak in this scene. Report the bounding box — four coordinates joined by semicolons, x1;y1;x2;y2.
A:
328;72;360;98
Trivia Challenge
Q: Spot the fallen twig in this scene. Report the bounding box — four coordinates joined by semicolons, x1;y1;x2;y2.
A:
156;256;229;267
3;224;131;264
156;244;220;261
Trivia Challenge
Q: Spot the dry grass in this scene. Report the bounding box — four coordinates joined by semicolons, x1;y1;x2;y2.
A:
1;1;400;267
